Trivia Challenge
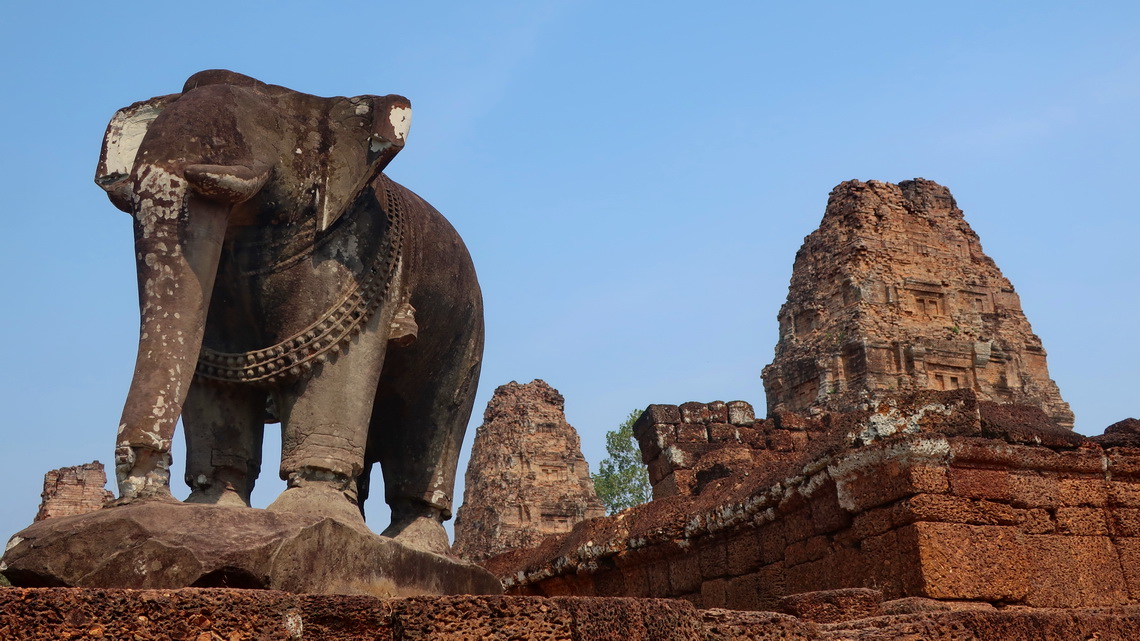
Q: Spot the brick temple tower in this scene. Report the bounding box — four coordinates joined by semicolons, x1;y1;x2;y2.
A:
762;179;1073;427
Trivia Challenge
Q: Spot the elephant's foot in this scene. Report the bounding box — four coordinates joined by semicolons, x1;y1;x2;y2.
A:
268;486;370;532
268;468;370;533
185;483;250;507
114;446;177;504
382;501;451;556
185;468;253;507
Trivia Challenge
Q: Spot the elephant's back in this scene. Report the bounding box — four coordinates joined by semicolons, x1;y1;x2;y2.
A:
385;176;482;306
382;174;484;368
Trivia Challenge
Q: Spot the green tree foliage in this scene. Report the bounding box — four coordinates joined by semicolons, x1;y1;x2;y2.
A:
592;410;652;514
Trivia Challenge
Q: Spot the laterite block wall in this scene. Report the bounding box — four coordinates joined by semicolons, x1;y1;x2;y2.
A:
489;393;1140;611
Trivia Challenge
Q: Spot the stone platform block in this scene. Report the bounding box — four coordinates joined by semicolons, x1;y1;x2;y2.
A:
3;587;1140;640
0;589;709;641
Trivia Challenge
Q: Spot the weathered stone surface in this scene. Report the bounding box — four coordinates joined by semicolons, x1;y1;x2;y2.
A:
0;589;708;641
822;607;1140;641
34;461;113;522
978;401;1085;447
1091;417;1140;448
762;179;1073;428
879;596;997;614
1;501;501;596
778;588;882;623
453;380;605;561
2;588;1140;640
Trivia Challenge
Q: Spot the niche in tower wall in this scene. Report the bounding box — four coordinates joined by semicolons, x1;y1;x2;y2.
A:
903;279;946;318
794;309;821;337
929;366;973;391
834;279;861;308
860;280;888;305
960;289;993;314
792;377;820;408
841;342;868;384
993;287;1019;312
541;511;574;527
862;343;901;375
912;291;944;317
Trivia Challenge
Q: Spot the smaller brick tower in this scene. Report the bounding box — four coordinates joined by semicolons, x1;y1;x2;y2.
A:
453;380;605;561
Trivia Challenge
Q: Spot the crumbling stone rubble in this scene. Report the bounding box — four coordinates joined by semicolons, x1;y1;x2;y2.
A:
453;380;605;561
34;461;113;522
762;179;1073;427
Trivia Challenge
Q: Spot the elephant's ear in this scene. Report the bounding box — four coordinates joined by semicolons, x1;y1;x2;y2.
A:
318;94;411;231
95;94;179;213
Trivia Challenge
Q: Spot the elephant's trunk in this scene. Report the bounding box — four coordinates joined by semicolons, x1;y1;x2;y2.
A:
115;162;264;499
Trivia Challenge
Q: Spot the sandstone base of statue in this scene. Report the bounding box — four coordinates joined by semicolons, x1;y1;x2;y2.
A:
0;501;502;597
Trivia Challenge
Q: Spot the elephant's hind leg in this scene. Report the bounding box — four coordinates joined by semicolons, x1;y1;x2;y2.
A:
182;380;266;507
371;323;483;555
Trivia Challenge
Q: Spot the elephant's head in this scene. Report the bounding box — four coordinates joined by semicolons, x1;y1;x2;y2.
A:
95;70;412;499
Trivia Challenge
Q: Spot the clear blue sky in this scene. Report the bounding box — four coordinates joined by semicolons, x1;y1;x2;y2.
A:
2;2;1138;540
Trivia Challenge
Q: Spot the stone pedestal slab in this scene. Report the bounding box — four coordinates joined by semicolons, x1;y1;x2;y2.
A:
1;501;501;597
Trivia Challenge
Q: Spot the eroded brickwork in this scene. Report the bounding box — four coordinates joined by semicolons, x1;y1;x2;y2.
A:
453;380;605;561
632;392;1041;502
634;400;829;500
489;392;1138;611
762;179;1073;427
34;461;112;522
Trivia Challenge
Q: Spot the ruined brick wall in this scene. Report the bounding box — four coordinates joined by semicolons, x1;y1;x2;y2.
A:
489;392;1139;611
632;396;931;501
635;401;753;500
34;461;113;522
453;380;605;562
762;179;1073;427
634;400;839;501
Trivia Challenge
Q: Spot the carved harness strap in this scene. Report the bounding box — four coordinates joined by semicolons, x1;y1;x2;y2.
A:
195;181;406;384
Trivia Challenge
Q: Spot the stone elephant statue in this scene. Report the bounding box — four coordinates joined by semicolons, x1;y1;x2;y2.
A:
94;70;483;554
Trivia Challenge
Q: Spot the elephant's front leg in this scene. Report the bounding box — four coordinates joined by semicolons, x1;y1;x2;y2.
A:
182;380;266;506
268;324;389;530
